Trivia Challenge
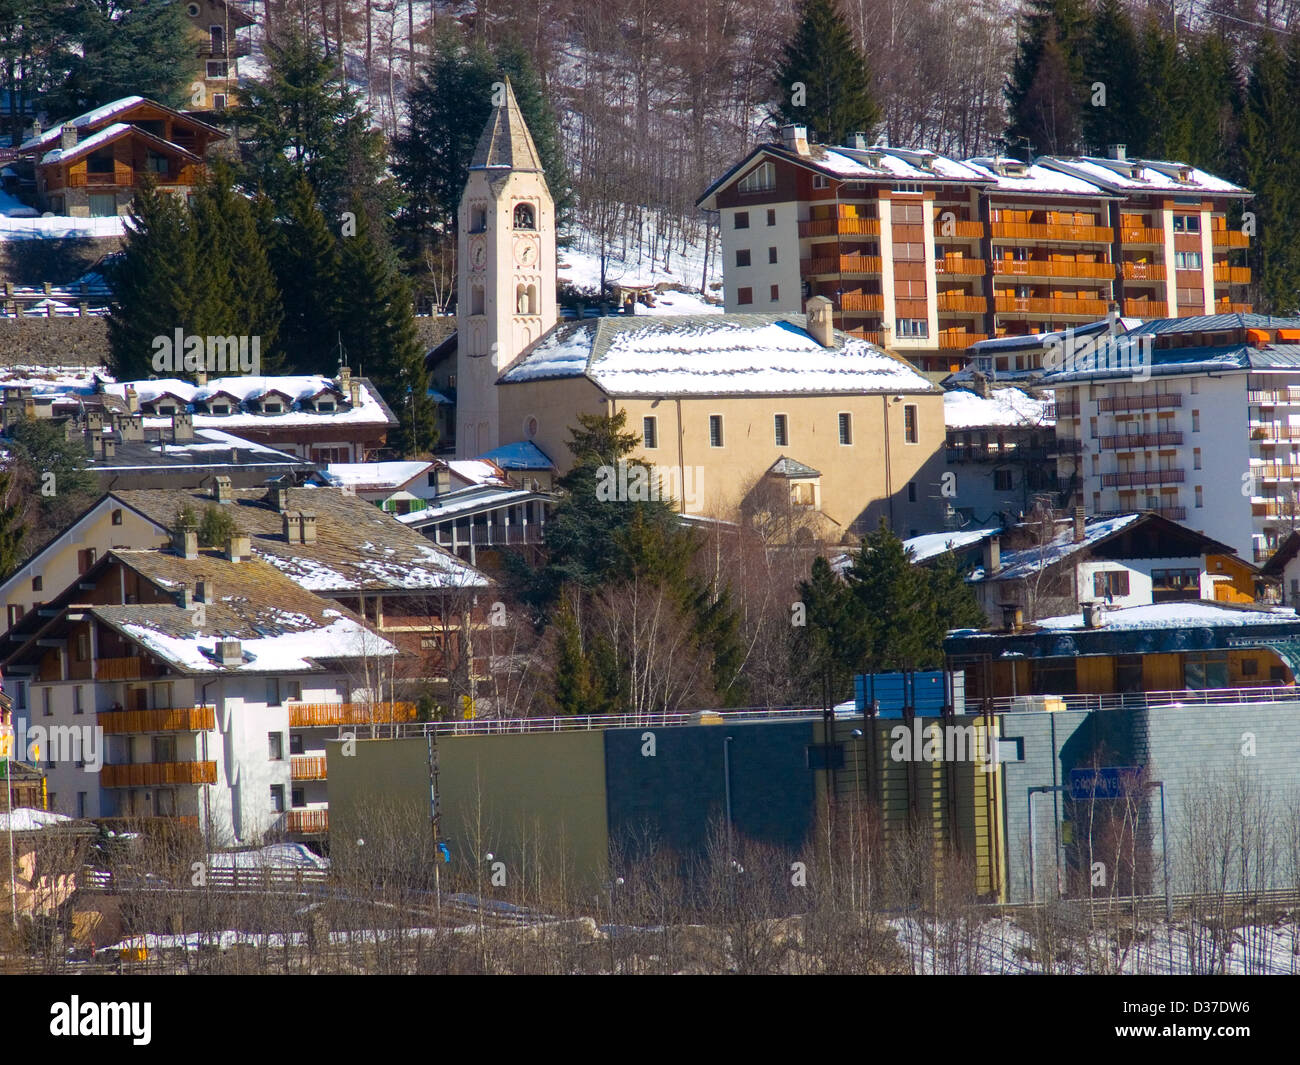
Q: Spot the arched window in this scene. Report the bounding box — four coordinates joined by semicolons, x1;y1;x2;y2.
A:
513;203;535;230
526;284;538;314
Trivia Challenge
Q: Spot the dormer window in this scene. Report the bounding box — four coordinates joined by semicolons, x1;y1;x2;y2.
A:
317;400;335;412
263;402;282;413
158;404;175;415
738;162;776;193
513;203;535;230
211;403;229;414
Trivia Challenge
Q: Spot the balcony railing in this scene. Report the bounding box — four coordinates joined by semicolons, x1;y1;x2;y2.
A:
288;701;418;727
1252;464;1300;480
1215;301;1252;313
1121;262;1166;282
1098;393;1182;412
799;254;882;275
1049;437;1085;454
991;222;1113;242
1101;468;1185;487
993;259;1115;280
96;656;157;681
938;220;985;239
285;809;329;834
1252;501;1300;517
845;329;884;344
937;330;989;349
798;217;880;238
1212;230;1250;248
1050;401;1080;417
98;706;216;734
839;291;884;312
196;43;252;59
1252;424;1300;440
1120;226;1164;245
934;256;985;276
1214;264;1251;284
1123;299;1168;317
1151;505;1188;520
995;296;1111;316
101;761;218;788
1099;431;1183;450
290;755;328;781
936;292;987;313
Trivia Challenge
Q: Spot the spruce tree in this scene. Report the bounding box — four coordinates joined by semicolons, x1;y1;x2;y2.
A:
845;520;938;671
1005;0;1092;155
0;470;26;581
770;0;880;145
1179;33;1241;174
1082;0;1141;154
794;555;865;705
1134;16;1183;159
268;177;342;374
927;551;986;642
57;0;192;113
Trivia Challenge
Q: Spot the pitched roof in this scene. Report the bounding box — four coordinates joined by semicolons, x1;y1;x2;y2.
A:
470;78;543;171
767;456;821;478
39;122;202;167
477;440;555;470
21;96;226;153
499;313;938;397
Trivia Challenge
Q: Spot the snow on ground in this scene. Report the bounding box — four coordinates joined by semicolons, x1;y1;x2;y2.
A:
208;843;329;871
0;807;72;831
0;214;125;240
558;227;721;298
0;365;106;388
944;387;1055;429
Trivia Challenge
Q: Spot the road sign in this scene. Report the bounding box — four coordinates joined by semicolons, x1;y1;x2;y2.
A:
1069;766;1141;800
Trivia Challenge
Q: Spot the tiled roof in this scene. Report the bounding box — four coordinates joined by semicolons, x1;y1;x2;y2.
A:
470;78;543;171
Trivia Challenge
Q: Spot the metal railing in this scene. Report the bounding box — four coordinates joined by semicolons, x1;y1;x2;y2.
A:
989;684;1299;716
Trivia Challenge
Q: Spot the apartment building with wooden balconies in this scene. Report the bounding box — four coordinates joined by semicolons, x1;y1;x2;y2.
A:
1041;313;1300;563
698;130;1251;376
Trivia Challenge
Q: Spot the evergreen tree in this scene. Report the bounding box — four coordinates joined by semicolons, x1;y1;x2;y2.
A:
1134;16;1182;159
1082;0;1141;154
5;417;97;540
770;0;880;144
270;176;343;374
59;0;192;113
1005;0;1092;155
844;520;938;671
926;551;986;642
1179;33;1241;175
0;469;26;580
106;179;197;381
0;2;80;146
794;555;865;705
335;201;435;454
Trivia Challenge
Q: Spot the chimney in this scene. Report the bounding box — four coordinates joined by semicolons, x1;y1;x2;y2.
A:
210;474;232;503
60;123;77;151
845;132;870;150
268;485;290;512
125;386;139;413
1107;143;1126;161
177;586;193;610
86;411;105;432
433;464;451;497
805;295;835;348
217;639;242;666
983;535;1001;575
119;415;144;441
171;411;194;442
225;534;250;563
1073;505;1086;543
1001;604;1023;632
971;370;991;400
283;511;303;543
338;366;352;392
299;511;317;545
780;123;810;156
99;436;116;460
173;526;198;560
30;118;40;140
1083;601;1105;629
195;575;209;603
348;379;362;407
194;367;208;387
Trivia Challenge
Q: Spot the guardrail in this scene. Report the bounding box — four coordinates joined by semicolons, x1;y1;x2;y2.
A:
987;684;1299;716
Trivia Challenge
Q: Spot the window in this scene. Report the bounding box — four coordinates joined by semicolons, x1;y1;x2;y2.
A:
42;688;50;717
513;203;535;230
904;404;919;443
1184;651;1228;690
907;481;917;502
1242;657;1259;676
292;788;306;809
1093;570;1131;599
643;416;658;449
14;681;26;711
77;793;87;818
1173;214;1201;233
286;680;301;702
153;735;176;763
812;175;829;189
896;318;928;338
894;242;925;261
766;209;776;226
1152;568;1200;602
709;415;724;448
206;60;229;79
737;287;753;305
838;412;853;445
734;211;749;229
266;679;281;707
87;151;114;175
774;414;789;447
111;508;123;526
270;785;285;813
211;94;228;111
471;285;484;315
269;732;284;760
74;686;84;715
1174;250;1202;270
31;576;42;592
738;162;776;193
994;468;1013;491
736;249;751;267
7;604;20;628
89;192;117;215
768;246;778;264
1196;485;1204;508
1192;409;1200;431
1194;447;1202;470
289;733;304;755
1189;379;1198;394
770;284;780;302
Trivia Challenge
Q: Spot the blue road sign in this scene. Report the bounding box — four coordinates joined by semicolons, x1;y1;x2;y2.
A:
1069;766;1141;801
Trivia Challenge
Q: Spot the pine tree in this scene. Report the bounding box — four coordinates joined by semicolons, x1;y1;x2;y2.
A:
1134;16;1183;159
268;176;342;373
845;520;938;671
57;0;192;113
794;555;864;705
927;551;986;642
335;200;435;454
770;0;880;145
1082;0;1141;154
1178;33;1241;174
106;179;198;381
1005;0;1092;156
0;470;26;581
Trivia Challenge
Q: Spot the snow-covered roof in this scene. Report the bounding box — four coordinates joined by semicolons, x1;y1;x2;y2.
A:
904;527;1001;563
500;314;937;396
1033;602;1297;632
477;440;555;471
21;96;147;151
0;808;72;832
39;122;200;167
944;387;1055;429
1039;156;1249;197
323;461;435;491
963;157;1115;197
448;459;507;486
970;513;1144;583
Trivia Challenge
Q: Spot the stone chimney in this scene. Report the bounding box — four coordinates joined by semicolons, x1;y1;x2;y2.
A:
60;123;77;151
971;370;991;400
195;575;210;603
283;511;303;543
268;485;291;513
177;586;193;610
125;386;139;413
99;436;116;460
118;414;144;441
432;464;451;497
86;411;105;432
1083;601;1105;629
299;512;317;545
171;412;194;442
348;378;362;407
173;526;199;560
195;367;208;387
805;295;835;348
1107;143;1127;161
209;475;232;503
983;535;1001;576
1073;505;1086;543
780;123;810;156
338;366;352;392
217;639;242;666
225;534;250;563
845;132;871;150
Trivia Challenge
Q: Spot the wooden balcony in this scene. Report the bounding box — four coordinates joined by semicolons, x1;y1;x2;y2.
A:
291;755;327;781
98;706;216;734
1150;506;1187;520
845;329;884;344
798;217;880;238
1252;501;1300;517
936;292;987;313
1099;393;1181;413
991;222;1113;242
288;701;418;727
1120;226;1164;245
1121;262;1166;281
1252;464;1300;480
993;259;1115;280
1252;424;1300;441
1099;431;1183;450
839;292;884;312
96;657;156;681
1212;230;1250;249
1123;299;1168;317
286;809;329;834
1215;301;1252;313
934;256;985;276
1101;468;1184;487
1052;401;1080;417
800;254;882;275
1213;264;1251;284
938;220;984;239
101;761;218;788
937;330;989;349
1249;389;1300;405
995;296;1111;317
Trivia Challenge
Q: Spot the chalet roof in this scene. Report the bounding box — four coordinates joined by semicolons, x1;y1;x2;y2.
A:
1038;155;1249;197
21;96;226;153
110;486;490;595
1261;531;1300;578
39;123;202;167
470;78;543;171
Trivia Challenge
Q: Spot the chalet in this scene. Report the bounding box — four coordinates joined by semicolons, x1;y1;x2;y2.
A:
19;97;226;217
